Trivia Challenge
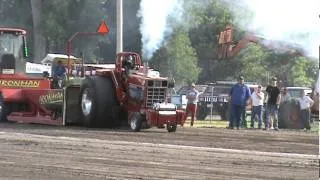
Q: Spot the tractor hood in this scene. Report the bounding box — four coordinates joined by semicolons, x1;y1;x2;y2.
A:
127;68;168;87
83;64;115;69
130;70;166;80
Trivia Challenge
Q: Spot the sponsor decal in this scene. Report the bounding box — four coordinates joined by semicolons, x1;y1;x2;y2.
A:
0;80;40;88
128;85;144;103
39;92;63;105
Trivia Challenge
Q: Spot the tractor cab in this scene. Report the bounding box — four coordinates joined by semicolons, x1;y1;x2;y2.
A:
115;52;142;76
0;28;28;75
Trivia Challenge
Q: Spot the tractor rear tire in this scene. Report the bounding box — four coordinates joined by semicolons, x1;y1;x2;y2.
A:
278;100;303;129
79;76;119;128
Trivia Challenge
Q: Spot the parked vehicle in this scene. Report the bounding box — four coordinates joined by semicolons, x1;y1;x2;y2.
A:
196;81;258;120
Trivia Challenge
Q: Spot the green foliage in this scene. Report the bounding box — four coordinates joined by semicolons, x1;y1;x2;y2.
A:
182;0;316;88
185;0;252;83
290;57;318;87
42;0;107;55
151;30;200;85
0;0;32;28
0;0;33;55
168;30;201;84
0;0;316;88
1;0;110;59
235;44;270;84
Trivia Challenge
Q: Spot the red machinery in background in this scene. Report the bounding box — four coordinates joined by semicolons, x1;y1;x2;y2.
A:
0;28;59;124
216;25;305;60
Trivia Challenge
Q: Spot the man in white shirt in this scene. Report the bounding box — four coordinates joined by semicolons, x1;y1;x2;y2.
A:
186;83;200;127
250;85;265;129
299;91;314;130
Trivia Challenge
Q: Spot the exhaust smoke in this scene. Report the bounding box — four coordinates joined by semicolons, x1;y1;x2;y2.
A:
229;0;320;58
137;0;183;60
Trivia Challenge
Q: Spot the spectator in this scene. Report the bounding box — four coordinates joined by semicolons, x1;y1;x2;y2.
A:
186;83;200;127
298;90;314;131
53;60;66;88
229;76;251;129
250;85;265;129
265;77;281;130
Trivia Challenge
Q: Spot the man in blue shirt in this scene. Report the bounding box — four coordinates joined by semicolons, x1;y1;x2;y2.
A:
54;60;66;77
229;75;251;129
53;60;66;88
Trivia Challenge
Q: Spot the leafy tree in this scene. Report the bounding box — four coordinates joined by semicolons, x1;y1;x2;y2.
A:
168;30;201;84
151;30;200;85
0;0;34;57
0;0;32;28
290;57;318;87
230;44;269;84
0;0;141;62
94;0;142;61
0;0;316;89
185;0;251;83
42;0;108;59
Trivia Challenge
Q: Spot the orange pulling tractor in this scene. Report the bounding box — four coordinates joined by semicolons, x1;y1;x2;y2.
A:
0;27;186;132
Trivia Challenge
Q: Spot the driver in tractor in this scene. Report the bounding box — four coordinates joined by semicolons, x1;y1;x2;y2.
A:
123;55;135;78
52;60;66;89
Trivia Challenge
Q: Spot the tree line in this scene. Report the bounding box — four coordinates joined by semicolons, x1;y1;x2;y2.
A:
0;0;317;87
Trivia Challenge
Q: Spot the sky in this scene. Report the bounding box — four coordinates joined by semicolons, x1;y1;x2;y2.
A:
137;0;181;60
137;0;320;59
241;0;320;58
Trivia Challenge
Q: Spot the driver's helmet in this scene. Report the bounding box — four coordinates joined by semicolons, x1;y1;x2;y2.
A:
124;55;135;68
127;55;133;62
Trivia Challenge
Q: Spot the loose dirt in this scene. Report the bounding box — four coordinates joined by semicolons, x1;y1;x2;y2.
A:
0;123;318;180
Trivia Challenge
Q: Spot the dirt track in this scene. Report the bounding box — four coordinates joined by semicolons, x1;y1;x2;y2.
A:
0;123;318;180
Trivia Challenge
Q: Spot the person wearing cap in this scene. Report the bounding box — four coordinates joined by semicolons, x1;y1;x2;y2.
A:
186;83;200;127
250;85;265;129
229;76;251;129
53;60;66;88
264;77;281;130
298;90;314;130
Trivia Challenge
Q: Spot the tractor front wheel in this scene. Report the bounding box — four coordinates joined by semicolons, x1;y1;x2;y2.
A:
129;112;142;132
167;124;177;132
